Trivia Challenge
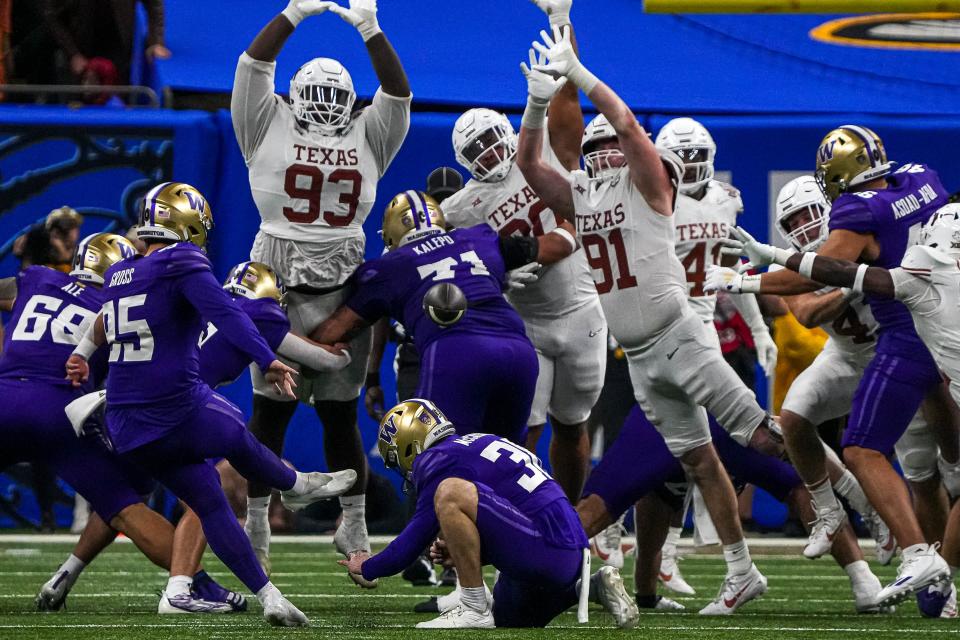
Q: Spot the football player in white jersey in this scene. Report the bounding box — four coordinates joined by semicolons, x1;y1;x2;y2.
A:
441;0;604;503
231;0;411;583
515;26;781;615
720;206;960;615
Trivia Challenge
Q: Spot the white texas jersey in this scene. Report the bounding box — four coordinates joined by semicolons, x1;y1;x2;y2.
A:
231;53;410;284
570;168;688;351
891;244;960;384
673;180;742;322
442;132;597;319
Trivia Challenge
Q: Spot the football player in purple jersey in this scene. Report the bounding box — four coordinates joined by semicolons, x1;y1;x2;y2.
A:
705;128;956;607
337;398;638;629
64;182;356;627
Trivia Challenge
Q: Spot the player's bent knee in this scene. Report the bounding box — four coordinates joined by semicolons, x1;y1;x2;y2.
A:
842;445;883;471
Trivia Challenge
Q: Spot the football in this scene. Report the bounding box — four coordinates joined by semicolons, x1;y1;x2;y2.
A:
422;282;467;327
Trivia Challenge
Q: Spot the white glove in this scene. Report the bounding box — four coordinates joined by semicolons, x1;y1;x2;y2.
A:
720;226;792;272
520;49;567;106
529;0;572;26
506;262;541;291
753;330;778;377
326;0;381;41
282;0;334;26
704;265;761;294
531;26;598;93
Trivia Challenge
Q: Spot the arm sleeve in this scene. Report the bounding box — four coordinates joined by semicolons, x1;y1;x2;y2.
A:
231;53;280;163
362;88;412;177
498;235;540;270
182;271;276;372
277;333;351;371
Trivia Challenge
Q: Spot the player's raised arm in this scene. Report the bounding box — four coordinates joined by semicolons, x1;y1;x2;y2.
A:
326;0;409;98
516;52;576;224
532;26;675;215
528;0;583;171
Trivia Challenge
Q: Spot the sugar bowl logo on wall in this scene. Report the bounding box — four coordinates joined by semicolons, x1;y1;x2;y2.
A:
811;13;960;50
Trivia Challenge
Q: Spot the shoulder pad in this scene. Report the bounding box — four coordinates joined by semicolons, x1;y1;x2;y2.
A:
160;243;213;278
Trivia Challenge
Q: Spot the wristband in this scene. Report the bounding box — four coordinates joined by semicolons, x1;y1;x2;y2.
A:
740;274;762;294
852;264;869;294
567;63;599;95
358;21;382;42
548;11;570;27
551;227;577;252
772;246;793;266
281;5;304;27
521;97;548;130
73;334;98;360
798;252;817;279
365;371;381;388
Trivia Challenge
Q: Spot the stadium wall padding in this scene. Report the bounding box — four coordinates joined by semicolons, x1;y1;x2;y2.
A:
1;105;958;529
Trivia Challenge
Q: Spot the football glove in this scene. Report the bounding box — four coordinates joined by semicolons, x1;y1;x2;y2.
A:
282;0;334;27
326;0;381;41
720;226;792;272
520;48;567;106
506;262;541;291
529;0;572;26
753;330;778;378
531;26;598;93
704;265;761;294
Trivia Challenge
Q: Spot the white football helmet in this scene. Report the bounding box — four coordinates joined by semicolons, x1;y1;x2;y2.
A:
775;176;832;252
920;203;960;259
452;109;517;182
655;117;716;194
581;114;623;182
289;57;356;135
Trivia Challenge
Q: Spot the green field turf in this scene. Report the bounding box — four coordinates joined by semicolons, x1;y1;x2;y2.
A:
0;538;955;639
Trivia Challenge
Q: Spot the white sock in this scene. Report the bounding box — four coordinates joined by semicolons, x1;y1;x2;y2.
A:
165;575;192;597
291;472;309;494
805;476;841;511
665;526;682;550
340;495;366;526
256;581;282;606
247;495;270;513
833;470;870;515
723;540;752;576
844;560;874;587
460;586;488;613
59;554;86;587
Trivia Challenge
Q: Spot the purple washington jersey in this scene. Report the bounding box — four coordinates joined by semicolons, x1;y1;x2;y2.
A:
101;243;276;453
198;295;290;388
345;226;527;351
0;266;107;390
829;163;949;337
362;432;586;581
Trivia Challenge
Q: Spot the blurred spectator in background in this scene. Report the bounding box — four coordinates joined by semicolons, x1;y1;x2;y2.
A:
12;206;83;271
40;0;168;88
714;291;760;390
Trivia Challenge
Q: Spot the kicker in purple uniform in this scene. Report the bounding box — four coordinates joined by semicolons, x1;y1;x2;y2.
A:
310;190;540;443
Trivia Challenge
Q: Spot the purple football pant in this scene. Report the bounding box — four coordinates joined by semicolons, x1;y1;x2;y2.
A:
583;406;801;519
115;393;297;593
0;379;146;522
843;337;942;454
416;334;538;444
471;483;585;627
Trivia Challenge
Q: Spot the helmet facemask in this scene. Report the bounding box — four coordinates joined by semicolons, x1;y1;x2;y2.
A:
458;125;516;183
583;139;625;182
292;84;355;134
780;203;829;253
672;146;715;194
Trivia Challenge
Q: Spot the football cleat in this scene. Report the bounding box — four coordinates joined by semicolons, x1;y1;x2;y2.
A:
158;591;235;614
402;554;439;587
335;519;377;588
803;502;845;559
427;585;492;614
635;595;686;611
415;604;495;629
862;508;896;566
699;564;768;615
191;571;247;613
280;469;357;511
917;579;957;618
852;572;888;614
262;595;310;627
35;570;73;611
875;544;951;608
591;566;640;629
591;520;626;569
659;546;696;595
414;596;441;613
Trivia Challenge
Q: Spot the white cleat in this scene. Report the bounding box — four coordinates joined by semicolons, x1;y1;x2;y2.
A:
654;596;686;611
803;502;845;559
280;470;357;511
262;595;310;627
591;521;625;569
853;572;891;614
699;564;768;615
35;570;72;611
862;508;896;566
334;519;377;588
659;547;696;595
940;584;958;619
416;604;495;629
158;591;235;614
875;544;951;608
591;566;639;629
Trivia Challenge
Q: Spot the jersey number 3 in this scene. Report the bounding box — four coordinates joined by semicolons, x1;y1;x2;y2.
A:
282;164;362;227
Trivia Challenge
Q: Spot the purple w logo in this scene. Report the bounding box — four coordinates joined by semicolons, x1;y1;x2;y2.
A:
184;192;206;211
818;141;837;163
